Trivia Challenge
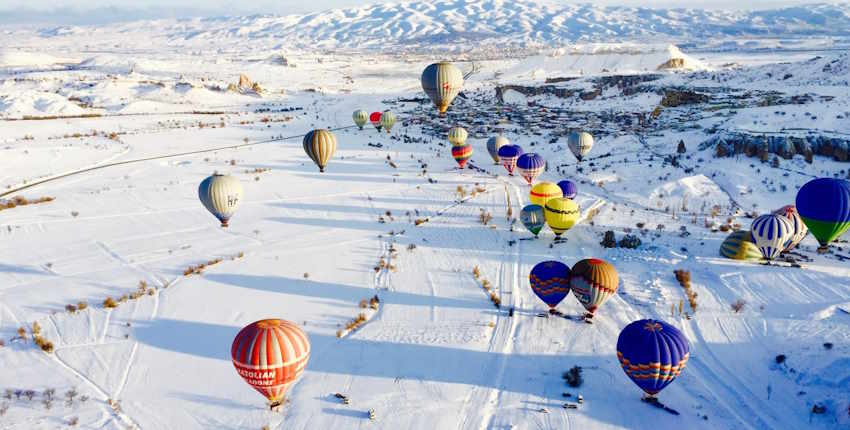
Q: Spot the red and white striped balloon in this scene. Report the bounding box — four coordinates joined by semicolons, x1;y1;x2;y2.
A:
231;319;310;405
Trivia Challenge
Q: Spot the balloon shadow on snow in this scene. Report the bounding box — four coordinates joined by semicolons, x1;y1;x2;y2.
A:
204;274;490;312
132;318;601;400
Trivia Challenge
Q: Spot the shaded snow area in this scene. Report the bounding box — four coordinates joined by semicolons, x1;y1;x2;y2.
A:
0;1;849;429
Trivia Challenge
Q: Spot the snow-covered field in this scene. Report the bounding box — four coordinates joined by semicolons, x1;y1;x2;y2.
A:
1;1;849;429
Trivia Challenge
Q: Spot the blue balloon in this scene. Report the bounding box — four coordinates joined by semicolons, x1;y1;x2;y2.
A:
557;180;578;199
529;261;570;309
516;153;545;170
497;145;521;158
795;178;850;249
616;319;690;396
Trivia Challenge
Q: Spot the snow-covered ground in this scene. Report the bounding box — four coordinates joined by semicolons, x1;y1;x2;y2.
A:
1;2;849;429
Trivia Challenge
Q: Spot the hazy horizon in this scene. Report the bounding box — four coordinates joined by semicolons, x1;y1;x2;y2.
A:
1;0;842;26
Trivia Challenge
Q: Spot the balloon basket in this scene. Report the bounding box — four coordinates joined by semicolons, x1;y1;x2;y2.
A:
220;221;229;228
583;313;594;324
817;245;829;254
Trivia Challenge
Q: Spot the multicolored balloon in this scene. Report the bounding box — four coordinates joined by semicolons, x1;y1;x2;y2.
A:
498;145;522;175
369;111;383;131
529;261;571;309
520;204;545;237
198;174;243;228
529;182;563;208
231;319;310;408
750;214;793;260
772;205;808;251
451;144;473;168
352;110;368;130
719;230;763;261
544;197;580;237
569;258;619;318
421;62;463;115
557;180;578;199
516;153;545;186
486;135;509;164
617;319;689;397
795;178;850;252
568;131;594;162
303;129;337;173
447;126;468;146
380;110;396;133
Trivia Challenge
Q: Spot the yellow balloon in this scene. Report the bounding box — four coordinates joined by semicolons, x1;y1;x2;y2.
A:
447;126;468;146
529;182;562;207
544;198;580;236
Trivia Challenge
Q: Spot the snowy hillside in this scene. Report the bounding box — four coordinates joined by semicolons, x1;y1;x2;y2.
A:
8;1;850;52
1;2;850;430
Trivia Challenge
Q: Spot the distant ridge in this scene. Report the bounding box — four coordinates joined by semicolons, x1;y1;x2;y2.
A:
23;1;850;52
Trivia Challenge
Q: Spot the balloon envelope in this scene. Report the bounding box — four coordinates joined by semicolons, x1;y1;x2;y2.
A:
529;182;562;208
520;204;545;237
303;129;338;172
544;197;579;236
516;153;545;185
529;261;571;308
370;111;383;130
617;319;689;396
719;230;763;260
772;205;808;251
380;110;396;132
487;136;509;164
557;180;578;199
498;145;522;175
568;131;594;161
198;174;243;227
750;214;793;260
421;62;463;114
451;144;473;168
352;110;368;129
569;258;618;316
795;178;850;249
231;319;310;405
448;126;468;146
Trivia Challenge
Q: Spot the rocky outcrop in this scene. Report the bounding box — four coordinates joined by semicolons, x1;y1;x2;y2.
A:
702;131;850;162
660;89;710;107
495;85;575;102
657;58;685;70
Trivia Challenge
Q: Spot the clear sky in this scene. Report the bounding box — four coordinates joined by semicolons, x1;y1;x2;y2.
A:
0;0;831;25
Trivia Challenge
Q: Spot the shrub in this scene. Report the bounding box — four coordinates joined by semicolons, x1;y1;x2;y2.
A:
775;354;786;364
77;302;88;311
65;304;78;313
731;299;746;313
619;234;641;249
823;342;833;350
563;366;583;387
473;266;481;279
479;209;493;225
601;231;617;248
103;297;118;308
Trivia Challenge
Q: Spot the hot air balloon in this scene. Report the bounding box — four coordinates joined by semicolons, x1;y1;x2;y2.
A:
198;174;243;227
772;205;808;251
795;178;850;253
520;204;545;237
569;258;618;321
719;230;763;261
486;135;509;164
617;319;689;399
447;126;468;146
370;111;383;131
231;319;310;409
557;180;578;200
544;198;579;237
380;110;396;133
451;144;473;168
750;214;793;260
568;131;594;162
421;62;463;115
303;129;337;173
516;153;545;186
498;145;522;175
529;261;571;311
529;182;562;208
352;110;368;130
